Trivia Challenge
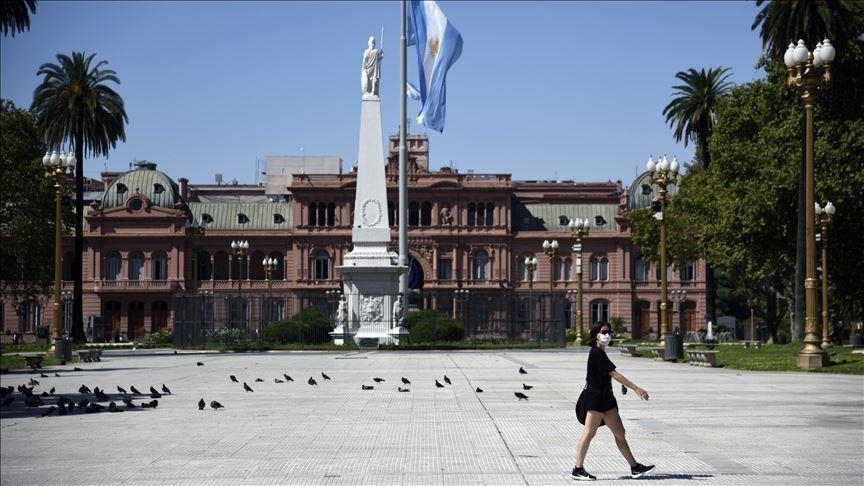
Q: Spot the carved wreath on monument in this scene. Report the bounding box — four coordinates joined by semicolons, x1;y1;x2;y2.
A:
360;295;384;322
361;198;383;227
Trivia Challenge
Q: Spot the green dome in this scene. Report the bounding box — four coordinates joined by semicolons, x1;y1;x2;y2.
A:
102;161;180;210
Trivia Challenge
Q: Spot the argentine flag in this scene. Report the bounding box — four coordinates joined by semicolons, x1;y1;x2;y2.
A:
408;0;463;133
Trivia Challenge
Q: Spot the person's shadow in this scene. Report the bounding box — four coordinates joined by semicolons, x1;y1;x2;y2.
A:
615;474;714;481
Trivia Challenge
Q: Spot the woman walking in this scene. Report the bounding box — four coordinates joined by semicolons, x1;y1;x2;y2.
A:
571;322;655;481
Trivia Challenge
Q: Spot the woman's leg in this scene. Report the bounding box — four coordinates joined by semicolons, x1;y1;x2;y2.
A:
603;408;637;466
574;410;605;467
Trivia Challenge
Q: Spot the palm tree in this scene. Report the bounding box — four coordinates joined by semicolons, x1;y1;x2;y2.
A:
31;52;128;342
1;0;37;37
752;0;864;341
662;66;733;330
752;0;864;59
662;67;733;170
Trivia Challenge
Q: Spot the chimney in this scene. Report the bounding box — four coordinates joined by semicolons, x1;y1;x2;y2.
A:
178;177;189;201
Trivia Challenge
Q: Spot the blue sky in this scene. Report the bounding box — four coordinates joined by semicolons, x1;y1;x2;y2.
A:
1;1;766;186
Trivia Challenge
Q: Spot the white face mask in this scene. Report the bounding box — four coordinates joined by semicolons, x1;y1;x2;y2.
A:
598;333;612;346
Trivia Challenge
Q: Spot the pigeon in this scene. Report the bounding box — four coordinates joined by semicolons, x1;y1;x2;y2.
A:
308;377;318;386
54;373;60;377
514;392;529;400
40;406;57;417
79;385;91;394
108;401;122;412
475;387;484;393
40;373;48;378
117;386;128;395
621;385;628;395
443;375;451;385
41;391;49;397
122;396;136;408
94;389;110;401
198;398;205;410
519;367;527;374
398;387;410;392
243;382;254;393
58;402;68;415
230;375;239;383
283;374;293;382
66;401;75;412
435;380;445;388
373;377;385;383
522;384;533;390
161;384;171;394
141;399;159;408
149;386;160;395
401;377;411;385
197;362;204;366
77;399;90;408
1;397;13;407
275;379;284;383
73;367;83;371
48;387;55;395
210;400;224;410
254;378;264;382
361;385;374;390
321;372;331;380
130;386;142;395
29;378;40;386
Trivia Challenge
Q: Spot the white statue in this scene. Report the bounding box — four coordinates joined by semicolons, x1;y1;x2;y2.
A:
336;295;348;327
361;36;383;97
392;294;404;326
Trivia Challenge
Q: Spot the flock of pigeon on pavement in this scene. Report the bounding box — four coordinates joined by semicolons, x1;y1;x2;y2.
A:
0;359;537;417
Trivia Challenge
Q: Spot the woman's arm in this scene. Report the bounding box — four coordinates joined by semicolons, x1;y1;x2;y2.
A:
609;370;649;400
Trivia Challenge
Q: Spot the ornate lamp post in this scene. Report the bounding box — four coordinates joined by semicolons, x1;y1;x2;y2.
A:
542;239;559;292
263;257;278;325
670;289;687;332
230;240;249;325
646;154;679;345
185;220;206;289
815;201;835;350
524;256;537;335
42;151;75;353
785;39;835;368
568;218;590;345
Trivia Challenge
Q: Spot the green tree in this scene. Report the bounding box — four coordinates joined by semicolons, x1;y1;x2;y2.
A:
662;66;733;327
0;99;63;306
1;0;36;37
31;52;128;342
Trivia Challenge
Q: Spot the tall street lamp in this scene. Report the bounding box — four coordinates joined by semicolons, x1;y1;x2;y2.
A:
785;39;835;368
524;256;537;336
568;218;589;346
263;257;278;329
542;239;559;292
815;201;835;350
43;151;75;356
230;240;249;326
670;289;687;332
185;220;206;290
646;154;679;345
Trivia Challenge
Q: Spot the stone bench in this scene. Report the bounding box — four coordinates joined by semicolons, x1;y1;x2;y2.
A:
19;353;44;370
77;349;102;362
619;345;639;357
743;340;761;349
686;349;719;367
650;347;666;361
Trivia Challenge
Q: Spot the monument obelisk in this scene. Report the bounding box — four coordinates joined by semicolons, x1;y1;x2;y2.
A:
333;36;407;346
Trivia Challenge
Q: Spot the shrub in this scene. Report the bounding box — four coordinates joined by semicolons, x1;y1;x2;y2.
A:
264;307;332;345
147;329;174;345
405;309;464;343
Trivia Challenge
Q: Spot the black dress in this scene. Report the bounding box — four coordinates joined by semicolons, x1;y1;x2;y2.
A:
584;346;618;412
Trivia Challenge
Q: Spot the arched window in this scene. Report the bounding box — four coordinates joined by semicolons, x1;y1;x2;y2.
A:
590;300;610;325
467;203;476;226
553;257;563;281
473;249;490;281
313;250;331;281
408;201;420;226
563;258;572;281
634;255;650;282
104;301;122;342
129;252;145;280
152;252;168;281
317;203;326;227
517;257;527;281
327;203;336;226
309;203;318;226
106;251;122;281
128;301;145;341
198;251;213;280
213;251;229;280
589;257;610;281
681;261;696;282
476;203;486;227
152;301;169;332
421;201;432;226
485;203;494;226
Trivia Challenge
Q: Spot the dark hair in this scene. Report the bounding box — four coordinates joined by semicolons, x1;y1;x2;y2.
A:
588;322;611;347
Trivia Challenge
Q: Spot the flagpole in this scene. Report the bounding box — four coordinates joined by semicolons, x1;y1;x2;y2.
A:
398;0;409;304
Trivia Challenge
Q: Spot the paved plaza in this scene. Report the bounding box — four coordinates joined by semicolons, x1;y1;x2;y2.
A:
1;348;862;485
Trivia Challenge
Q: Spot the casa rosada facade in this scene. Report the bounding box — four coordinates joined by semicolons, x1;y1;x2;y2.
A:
1;135;705;343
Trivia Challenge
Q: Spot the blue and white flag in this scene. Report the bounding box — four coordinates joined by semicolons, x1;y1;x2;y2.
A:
408;0;463;133
406;82;421;101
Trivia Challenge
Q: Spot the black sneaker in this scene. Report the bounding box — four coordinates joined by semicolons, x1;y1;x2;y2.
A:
630;463;655;478
570;466;596;481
